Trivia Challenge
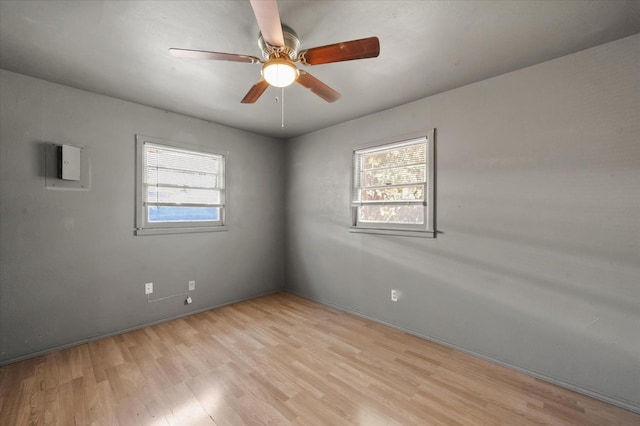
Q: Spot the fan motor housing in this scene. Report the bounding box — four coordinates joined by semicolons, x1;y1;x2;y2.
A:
258;25;300;60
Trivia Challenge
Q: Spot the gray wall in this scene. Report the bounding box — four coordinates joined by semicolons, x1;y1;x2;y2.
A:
0;69;286;363
285;34;640;411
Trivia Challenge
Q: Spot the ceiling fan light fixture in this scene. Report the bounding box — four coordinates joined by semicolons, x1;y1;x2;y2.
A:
262;58;299;87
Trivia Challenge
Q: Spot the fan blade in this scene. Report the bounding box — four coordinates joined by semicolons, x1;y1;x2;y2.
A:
241;78;270;104
249;0;285;47
296;70;341;103
169;48;261;64
298;36;380;66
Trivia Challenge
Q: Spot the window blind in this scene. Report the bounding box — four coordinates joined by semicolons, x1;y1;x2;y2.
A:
353;137;428;226
143;143;223;207
353;137;427;205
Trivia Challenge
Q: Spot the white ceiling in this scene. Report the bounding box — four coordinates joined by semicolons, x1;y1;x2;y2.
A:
1;0;639;139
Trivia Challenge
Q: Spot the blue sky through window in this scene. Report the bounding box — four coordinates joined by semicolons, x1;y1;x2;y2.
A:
148;206;219;222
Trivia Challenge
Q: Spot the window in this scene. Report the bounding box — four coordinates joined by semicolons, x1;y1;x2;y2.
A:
135;135;226;235
351;130;435;237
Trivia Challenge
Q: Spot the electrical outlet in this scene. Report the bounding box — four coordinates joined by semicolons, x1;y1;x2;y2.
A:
145;282;153;295
391;289;398;302
188;280;195;291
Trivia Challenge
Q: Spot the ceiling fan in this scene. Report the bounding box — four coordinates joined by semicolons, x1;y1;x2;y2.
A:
169;0;380;104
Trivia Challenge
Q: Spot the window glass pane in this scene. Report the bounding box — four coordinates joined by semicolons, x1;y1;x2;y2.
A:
146;187;221;205
359;205;425;224
148;206;220;222
360;185;424;202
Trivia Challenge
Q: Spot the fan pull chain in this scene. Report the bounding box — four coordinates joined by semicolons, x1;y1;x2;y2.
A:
281;87;285;128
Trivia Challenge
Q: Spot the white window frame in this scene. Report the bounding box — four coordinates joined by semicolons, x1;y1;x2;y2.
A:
350;129;436;238
135;135;227;236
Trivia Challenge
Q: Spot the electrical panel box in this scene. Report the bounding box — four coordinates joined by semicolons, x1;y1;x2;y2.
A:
58;144;81;181
44;143;90;190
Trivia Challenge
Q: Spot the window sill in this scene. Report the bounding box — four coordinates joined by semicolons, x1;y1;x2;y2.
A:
135;226;228;236
349;227;436;238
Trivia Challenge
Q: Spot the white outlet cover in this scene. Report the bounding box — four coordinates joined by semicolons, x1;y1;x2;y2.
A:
188;280;195;291
145;282;153;295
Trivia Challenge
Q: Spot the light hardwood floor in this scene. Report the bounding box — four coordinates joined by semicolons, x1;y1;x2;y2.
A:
0;292;638;425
